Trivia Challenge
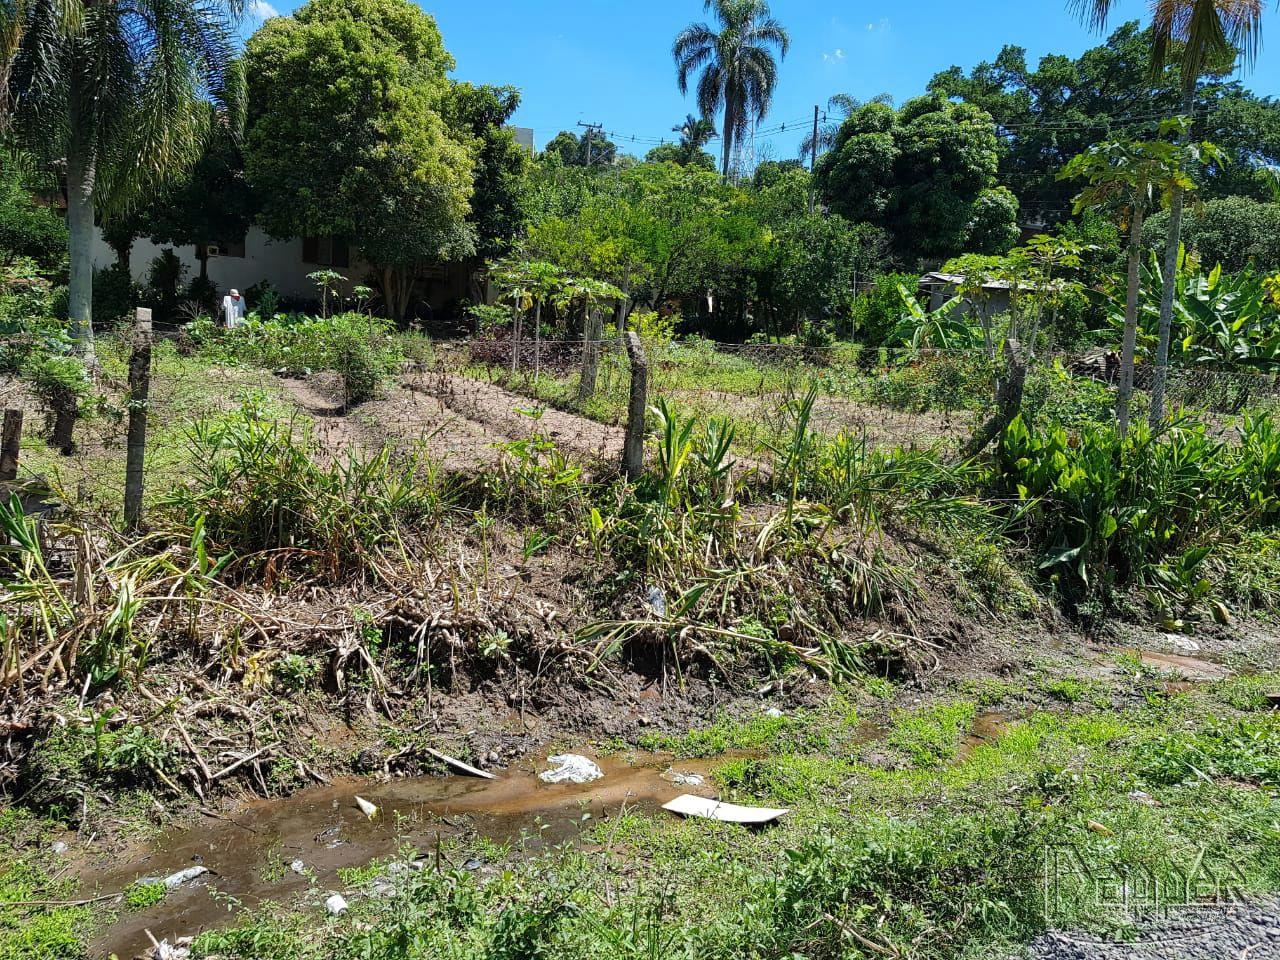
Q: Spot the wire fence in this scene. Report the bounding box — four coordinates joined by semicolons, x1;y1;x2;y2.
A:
4;335;1279;516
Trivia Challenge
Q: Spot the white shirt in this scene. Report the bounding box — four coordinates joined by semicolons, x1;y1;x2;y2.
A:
221;295;247;328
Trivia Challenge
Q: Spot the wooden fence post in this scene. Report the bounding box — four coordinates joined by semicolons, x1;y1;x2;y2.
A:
123;308;153;530
577;303;602;402
0;410;22;483
622;332;648;480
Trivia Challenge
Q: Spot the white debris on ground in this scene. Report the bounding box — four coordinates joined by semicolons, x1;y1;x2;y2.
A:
763;707;784;718
149;936;193;959
50;840;68;855
325;893;349;916
539;754;603;784
354;795;378;819
661;769;705;786
290;859;307;875
162;866;208;890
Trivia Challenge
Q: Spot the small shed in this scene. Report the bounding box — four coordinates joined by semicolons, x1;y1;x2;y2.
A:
918;272;1016;318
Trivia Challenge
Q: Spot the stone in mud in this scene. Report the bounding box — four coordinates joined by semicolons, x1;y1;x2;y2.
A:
539;754;603;784
163;866;208;890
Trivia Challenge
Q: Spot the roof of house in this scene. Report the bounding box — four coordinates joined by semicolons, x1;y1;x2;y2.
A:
919;272;1055;293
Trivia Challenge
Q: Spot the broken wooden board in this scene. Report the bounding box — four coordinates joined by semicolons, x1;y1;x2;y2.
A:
661;794;788;824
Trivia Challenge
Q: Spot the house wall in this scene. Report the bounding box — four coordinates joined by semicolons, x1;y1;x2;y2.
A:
90;225;475;316
926;285;1011;318
90;226;369;303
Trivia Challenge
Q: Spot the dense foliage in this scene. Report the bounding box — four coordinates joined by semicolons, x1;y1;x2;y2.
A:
814;96;1018;264
244;0;476;321
929;22;1280;216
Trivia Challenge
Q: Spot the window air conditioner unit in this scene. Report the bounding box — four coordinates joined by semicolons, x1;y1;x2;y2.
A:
206;245;222;257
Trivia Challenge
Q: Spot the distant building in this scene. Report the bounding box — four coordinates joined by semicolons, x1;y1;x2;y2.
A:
508;126;535;153
90;226;471;315
918;271;1053;320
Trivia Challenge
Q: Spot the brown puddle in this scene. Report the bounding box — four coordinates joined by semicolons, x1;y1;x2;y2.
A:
1084;644;1231;682
1130;649;1230;681
83;751;720;959
957;711;1009;761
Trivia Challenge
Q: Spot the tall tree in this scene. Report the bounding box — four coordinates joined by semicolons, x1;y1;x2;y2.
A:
1072;0;1265;425
3;0;239;357
799;93;893;160
814;95;1018;265
245;0;475;322
672;0;790;179
1061;125;1198;435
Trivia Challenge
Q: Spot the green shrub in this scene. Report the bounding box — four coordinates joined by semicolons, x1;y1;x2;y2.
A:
191;312;400;405
91;262;141;328
850;272;919;347
165;403;452;580
0;176;67;271
994;413;1280;611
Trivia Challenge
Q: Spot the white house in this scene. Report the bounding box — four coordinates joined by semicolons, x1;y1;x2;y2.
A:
87;124;537;315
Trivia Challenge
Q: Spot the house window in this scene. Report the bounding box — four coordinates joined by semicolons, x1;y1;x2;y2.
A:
302;235;350;268
205;236;246;259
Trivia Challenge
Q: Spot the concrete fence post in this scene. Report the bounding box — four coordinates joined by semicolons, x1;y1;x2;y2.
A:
123;308;153;531
622;332;648;480
0;409;22;483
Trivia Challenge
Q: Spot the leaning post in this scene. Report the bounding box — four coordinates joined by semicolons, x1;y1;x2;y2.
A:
0;409;22;483
123;307;153;531
621;332;648;480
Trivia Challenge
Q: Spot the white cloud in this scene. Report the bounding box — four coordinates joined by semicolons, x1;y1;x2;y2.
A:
248;0;279;19
822;48;845;63
866;18;891;32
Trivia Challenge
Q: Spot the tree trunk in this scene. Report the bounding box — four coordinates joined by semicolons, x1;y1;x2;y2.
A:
959;340;1027;462
720;99;736;179
66;88;97;363
532;299;543;382
382;266;412;324
1117;204;1145;437
1150;91;1194;429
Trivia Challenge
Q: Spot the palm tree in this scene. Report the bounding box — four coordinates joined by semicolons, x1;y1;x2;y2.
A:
1071;0;1264;426
798;93;892;160
3;0;240;358
673;0;790;179
671;113;718;165
673;113;717;150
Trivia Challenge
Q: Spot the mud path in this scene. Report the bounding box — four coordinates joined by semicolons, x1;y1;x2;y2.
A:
407;372;625;464
278;371;630;473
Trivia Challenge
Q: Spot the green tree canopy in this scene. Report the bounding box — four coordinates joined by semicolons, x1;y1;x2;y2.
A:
814;95;1017;264
928;22;1280;217
244;0;475;320
445;83;532;259
1143;196;1280;270
542;129;617;167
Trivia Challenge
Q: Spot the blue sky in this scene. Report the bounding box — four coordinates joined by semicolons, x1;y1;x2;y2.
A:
245;0;1280;160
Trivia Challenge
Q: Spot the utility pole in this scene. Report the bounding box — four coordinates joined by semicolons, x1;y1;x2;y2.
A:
577;121;604;166
808;104;820;214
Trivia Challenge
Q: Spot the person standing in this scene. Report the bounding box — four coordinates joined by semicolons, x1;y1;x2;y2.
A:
221;288;247;328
